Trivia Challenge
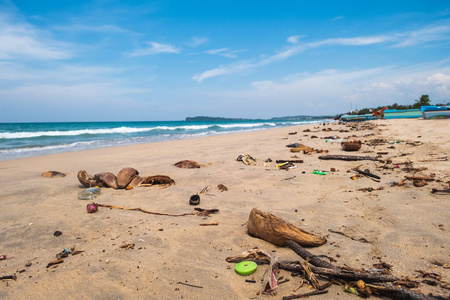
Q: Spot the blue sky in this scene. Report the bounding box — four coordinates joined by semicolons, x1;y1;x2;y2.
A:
1;0;450;122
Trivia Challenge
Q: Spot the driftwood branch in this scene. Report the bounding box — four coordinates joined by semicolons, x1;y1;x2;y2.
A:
366;283;440;300
319;155;379;161
282;289;328;300
279;262;399;282
286;240;337;269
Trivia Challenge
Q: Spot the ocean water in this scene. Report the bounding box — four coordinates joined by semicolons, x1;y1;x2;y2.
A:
0;118;332;161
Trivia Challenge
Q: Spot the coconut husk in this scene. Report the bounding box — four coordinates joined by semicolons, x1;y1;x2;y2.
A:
77;170;104;188
41;171;66;178
117;167;139;189
247;208;326;247
138;175;175;188
174;160;200;168
94;172;118;189
341;140;362;151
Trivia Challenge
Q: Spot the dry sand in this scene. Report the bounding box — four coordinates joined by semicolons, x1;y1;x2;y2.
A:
0;119;449;299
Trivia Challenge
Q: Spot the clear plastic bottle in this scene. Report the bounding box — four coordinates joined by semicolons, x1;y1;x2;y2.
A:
77;187;101;200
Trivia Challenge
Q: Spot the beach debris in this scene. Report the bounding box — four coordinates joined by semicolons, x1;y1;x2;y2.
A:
245;279;256;283
117;167;139;189
120;243;135;250
0;255;6;260
262;255;279;295
247;208;327;247
354;168;381;180
276;159;303;164
237;154;257;165
53;230;62;237
77;170;104;188
431;188;450;194
138;175;175;188
235;261;257;276
78;187;101;200
0;275;17;281
282;289;328;300
319;154;379;161
94;172;118;189
413;179;428;187
194;208;219;216
328;229;371;243
313;170;329;175
46;259;64;268
177;282;203;289
405;175;436;181
96;203;196;217
56;248;72;259
199;222;219;226
174;160;200;168
128;175;143;188
189;194;200;205
226;248;272;263
289;131;297;135
341;140;362;151
358;187;384;192
277;162;297;170
217;184;228;192
86;203;98;213
41;171;66;178
286;143;301;148
289;144;328;154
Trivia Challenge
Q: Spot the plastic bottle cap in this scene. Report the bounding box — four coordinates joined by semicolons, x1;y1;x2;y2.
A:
235;261;257;276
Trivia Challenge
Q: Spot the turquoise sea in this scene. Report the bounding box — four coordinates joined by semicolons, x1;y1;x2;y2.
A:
0;118;332;161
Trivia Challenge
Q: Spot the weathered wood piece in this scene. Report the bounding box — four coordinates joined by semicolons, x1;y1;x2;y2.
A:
319;155;379;161
282;289;328;300
286;240;336;269
247;208;327;247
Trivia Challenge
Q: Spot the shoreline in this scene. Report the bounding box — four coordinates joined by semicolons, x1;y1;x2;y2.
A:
0;119;449;299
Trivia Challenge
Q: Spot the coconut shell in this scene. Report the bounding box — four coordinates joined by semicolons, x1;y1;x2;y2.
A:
117;167;139;189
138;175;175;187
41;171;66;178
341;140;362;151
247;207;326;247
174;160;200;168
77;170;104;188
94;172;118;189
128;175;143;188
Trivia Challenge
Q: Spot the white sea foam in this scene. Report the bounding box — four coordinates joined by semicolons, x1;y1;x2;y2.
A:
0;123;276;139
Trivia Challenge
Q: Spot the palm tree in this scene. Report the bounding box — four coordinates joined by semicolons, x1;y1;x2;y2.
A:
413;95;431;109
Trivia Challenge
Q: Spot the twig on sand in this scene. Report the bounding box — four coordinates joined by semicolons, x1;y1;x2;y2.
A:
282;289;328;300
96;203;195;217
177;282;203;288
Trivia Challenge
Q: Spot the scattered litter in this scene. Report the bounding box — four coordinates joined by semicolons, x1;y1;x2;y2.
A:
78;187;101;200
86;203;98;213
54;231;62;237
217;184;228;192
235;261;257;276
341;140;362;151
313;170;329;175
189;194;200;205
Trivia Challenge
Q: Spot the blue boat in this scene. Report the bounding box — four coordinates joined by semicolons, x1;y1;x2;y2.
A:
340;114;380;122
384;109;422;119
421;106;450;119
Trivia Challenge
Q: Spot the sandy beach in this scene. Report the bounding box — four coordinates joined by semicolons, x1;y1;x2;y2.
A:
0;118;449;300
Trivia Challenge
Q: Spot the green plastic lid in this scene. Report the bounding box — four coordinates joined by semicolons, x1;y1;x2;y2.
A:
235;261;257;276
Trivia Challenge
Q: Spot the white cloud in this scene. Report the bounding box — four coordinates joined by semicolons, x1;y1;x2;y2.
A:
393;25;450;47
204;48;246;58
0;14;73;60
53;24;132;34
330;16;344;22
287;35;304;44
187;36;208;47
130;41;180;56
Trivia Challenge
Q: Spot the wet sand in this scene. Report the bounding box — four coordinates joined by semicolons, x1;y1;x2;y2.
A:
0;119;449;299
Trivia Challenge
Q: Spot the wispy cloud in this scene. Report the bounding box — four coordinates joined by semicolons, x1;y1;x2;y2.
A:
53;24;132;34
0;14;73;60
204;48;247;58
186;36;208;47
130;41;180;56
193;22;450;82
393;24;450;47
330;16;344;22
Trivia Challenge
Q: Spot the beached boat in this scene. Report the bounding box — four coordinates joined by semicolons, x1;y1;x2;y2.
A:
420;106;450;119
340;114;380;122
384;109;422;119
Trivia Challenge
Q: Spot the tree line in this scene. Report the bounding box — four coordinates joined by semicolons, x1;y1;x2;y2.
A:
348;95;449;115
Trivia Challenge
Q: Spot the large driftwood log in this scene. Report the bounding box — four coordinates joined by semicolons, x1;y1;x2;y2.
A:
319;155;379;161
279;262;399;282
247;208;326;247
367;283;444;300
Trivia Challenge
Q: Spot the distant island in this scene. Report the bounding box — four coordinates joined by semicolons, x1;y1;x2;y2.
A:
186;115;334;122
